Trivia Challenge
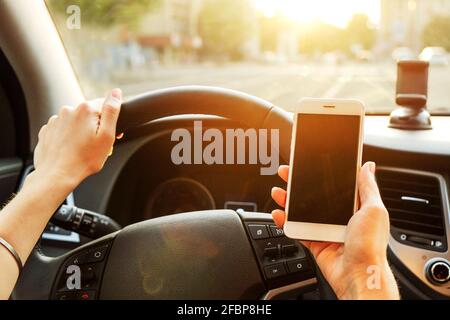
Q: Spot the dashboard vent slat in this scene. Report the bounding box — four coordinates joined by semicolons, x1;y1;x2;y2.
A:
376;169;446;238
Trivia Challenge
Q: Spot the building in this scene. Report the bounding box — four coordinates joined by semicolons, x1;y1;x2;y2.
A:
380;0;450;52
137;0;203;61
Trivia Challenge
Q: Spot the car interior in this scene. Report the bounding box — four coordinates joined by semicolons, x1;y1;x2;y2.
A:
0;0;450;300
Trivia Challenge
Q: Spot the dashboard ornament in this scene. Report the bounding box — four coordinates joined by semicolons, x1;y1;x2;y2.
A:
389;60;432;130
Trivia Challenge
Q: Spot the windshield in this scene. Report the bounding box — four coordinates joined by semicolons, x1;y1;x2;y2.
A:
46;0;450;114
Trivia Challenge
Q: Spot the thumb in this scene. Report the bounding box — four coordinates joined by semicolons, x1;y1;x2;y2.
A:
358;162;384;208
99;88;122;137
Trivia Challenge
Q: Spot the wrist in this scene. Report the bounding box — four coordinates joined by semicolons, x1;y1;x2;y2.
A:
342;261;400;300
25;169;78;198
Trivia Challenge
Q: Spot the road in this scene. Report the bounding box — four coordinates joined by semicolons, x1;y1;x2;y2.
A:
115;62;450;114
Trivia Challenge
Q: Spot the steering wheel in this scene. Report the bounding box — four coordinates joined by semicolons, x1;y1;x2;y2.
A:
12;86;324;300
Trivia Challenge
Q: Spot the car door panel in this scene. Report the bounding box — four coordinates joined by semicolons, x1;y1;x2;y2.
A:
0;158;22;205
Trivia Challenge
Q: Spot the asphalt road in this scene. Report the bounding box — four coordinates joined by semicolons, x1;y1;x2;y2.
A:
117;62;450;114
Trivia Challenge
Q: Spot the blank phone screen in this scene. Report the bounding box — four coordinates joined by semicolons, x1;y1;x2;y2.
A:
288;114;360;225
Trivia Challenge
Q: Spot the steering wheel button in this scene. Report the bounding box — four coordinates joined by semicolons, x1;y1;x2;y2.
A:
55;292;75;300
76;290;96;300
264;246;279;259
248;224;269;239
264;263;286;279
282;244;297;256
65;252;88;267
269;225;284;237
86;245;109;263
287;259;309;273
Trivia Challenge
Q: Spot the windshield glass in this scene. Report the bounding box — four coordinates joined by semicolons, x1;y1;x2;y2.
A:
46;0;450;114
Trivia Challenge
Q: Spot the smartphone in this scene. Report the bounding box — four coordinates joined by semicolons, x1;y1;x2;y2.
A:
284;98;365;243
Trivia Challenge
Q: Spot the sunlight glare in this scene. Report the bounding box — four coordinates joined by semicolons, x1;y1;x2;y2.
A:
253;0;380;27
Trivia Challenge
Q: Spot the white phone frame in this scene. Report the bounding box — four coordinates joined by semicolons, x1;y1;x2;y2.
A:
284;98;365;243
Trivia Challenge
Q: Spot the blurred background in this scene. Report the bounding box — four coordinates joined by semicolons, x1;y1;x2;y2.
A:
46;0;450;114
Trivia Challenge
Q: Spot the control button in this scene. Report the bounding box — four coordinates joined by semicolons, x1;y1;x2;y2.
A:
65;251;88;266
76;290;96;300
54;206;74;223
264;263;286;279
55;291;75;300
287;259;309;273
269;225;284;237
264;246;279;259
81;265;97;288
72;211;83;227
427;260;450;284
248;224;269;239
282;244;297;256
262;239;276;247
86;245;109;263
80;214;94;232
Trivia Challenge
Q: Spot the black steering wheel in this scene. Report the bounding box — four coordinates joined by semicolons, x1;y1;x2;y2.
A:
13;86;324;300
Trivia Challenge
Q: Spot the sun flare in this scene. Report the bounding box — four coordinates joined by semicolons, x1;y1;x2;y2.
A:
253;0;380;27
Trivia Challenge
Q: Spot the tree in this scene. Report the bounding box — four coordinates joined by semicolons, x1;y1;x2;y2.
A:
298;22;346;54
258;14;286;52
198;0;255;60
422;15;450;51
345;13;375;50
48;0;159;28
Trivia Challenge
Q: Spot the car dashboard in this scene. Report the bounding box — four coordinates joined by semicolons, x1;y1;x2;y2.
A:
36;114;450;300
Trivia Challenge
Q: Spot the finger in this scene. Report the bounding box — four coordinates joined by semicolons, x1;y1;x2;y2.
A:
58;105;72;117
47;115;58;126
99;88;122;137
358;162;384;208
300;240;312;250
278;165;289;183
38;124;47;141
89;98;104;113
307;242;338;259
271;209;286;228
271;187;287;208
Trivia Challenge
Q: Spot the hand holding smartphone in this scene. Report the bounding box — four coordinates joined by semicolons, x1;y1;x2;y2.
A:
284;98;365;243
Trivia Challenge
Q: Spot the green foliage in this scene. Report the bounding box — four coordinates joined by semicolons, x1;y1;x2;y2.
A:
345;14;375;50
258;14;290;52
299;23;346;54
48;0;159;28
422;15;450;51
198;0;254;60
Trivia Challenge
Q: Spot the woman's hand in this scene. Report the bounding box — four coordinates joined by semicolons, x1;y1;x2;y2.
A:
271;162;400;300
0;89;123;299
33;88;122;189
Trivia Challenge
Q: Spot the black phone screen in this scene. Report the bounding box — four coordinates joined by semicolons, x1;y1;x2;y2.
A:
287;114;360;225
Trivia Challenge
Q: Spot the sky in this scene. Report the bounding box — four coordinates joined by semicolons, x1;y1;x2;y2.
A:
253;0;381;27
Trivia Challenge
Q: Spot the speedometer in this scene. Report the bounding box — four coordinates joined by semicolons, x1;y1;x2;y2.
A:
144;178;216;219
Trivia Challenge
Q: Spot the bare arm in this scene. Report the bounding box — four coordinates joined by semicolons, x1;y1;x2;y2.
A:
0;89;122;299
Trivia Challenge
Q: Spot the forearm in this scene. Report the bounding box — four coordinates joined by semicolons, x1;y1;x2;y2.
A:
0;170;75;299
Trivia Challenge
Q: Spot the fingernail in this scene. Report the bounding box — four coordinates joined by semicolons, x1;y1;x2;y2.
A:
105;89;122;109
111;88;122;100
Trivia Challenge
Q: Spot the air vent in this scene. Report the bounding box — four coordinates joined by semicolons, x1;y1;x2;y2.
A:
376;168;447;252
